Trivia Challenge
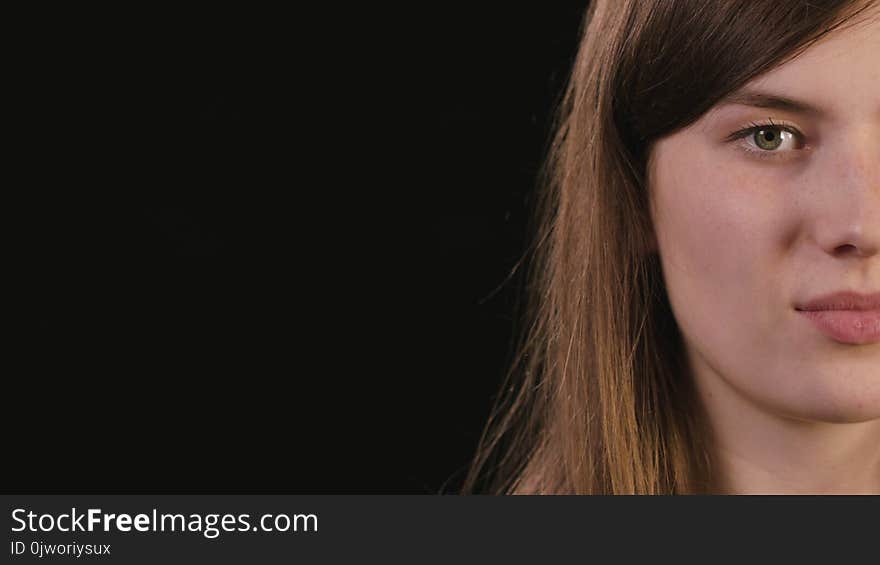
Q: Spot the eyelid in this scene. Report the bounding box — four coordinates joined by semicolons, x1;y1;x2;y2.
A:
724;118;809;161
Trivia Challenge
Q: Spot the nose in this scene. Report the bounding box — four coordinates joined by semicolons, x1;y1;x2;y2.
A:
810;127;880;259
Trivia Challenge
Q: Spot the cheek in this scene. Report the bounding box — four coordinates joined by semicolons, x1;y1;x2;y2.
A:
650;141;779;319
650;139;790;397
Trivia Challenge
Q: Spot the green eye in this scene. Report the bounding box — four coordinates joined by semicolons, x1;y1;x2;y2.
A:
754;128;784;150
725;120;807;162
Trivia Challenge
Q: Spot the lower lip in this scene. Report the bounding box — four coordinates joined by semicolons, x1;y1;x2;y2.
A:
797;308;880;345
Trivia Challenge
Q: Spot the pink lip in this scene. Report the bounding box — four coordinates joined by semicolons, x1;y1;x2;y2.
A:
796;291;880;345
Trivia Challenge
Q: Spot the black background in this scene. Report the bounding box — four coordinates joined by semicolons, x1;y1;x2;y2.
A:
11;5;587;492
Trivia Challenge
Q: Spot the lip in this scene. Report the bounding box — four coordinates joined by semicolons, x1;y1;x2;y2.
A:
796;291;880;312
795;291;880;345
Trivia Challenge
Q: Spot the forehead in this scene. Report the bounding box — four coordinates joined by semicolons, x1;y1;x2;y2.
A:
709;12;880;123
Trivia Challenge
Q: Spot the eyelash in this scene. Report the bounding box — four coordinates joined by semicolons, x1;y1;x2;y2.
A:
725;118;808;161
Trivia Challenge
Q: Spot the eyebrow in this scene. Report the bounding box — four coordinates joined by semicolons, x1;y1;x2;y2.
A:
717;88;826;117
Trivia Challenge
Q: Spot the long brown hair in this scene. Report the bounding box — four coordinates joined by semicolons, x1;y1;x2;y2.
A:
463;0;878;494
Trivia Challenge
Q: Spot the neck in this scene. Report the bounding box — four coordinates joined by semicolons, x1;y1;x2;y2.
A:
713;418;880;494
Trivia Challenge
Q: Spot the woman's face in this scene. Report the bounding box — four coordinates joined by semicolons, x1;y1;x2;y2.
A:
648;15;880;425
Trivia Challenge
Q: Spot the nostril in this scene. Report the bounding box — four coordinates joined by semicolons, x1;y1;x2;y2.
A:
833;243;861;256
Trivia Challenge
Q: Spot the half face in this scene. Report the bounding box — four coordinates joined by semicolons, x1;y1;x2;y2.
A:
648;13;880;425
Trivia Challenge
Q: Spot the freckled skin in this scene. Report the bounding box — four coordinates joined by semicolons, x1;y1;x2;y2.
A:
647;14;880;492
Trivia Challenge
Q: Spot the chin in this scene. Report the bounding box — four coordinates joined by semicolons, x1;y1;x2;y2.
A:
782;370;880;424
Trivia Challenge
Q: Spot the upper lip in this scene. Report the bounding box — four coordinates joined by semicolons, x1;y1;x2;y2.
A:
796;291;880;312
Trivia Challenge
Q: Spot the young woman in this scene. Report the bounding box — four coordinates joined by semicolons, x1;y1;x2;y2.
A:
464;0;880;494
